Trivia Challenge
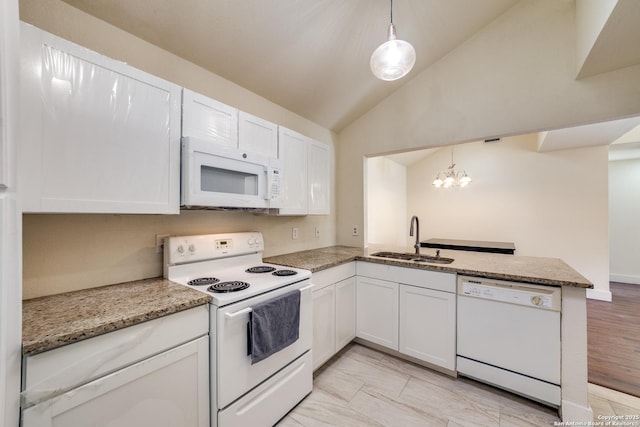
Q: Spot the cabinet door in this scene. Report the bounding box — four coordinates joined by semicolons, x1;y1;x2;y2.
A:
20;24;181;214
307;140;330;215
182;88;238;148
312;285;335;370
278;126;308;215
22;336;210;427
399;284;456;371
356;277;398;350
335;276;356;351
238;111;278;158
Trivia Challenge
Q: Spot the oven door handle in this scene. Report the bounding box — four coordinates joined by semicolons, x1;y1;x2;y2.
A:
224;307;252;320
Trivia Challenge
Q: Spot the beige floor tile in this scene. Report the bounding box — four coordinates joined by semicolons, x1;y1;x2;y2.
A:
348;388;448;427
399;376;501;427
288;388;383;427
313;364;365;403
589;383;640;411
286;344;639;427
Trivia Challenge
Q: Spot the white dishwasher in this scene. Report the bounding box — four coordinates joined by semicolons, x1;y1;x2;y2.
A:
456;275;561;407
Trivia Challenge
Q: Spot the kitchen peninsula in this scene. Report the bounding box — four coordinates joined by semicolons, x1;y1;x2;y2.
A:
265;245;593;422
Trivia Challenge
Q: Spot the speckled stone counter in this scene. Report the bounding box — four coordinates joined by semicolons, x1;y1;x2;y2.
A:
264;245;593;289
22;278;211;356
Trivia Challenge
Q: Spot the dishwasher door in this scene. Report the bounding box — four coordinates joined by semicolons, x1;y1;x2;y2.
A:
456;276;561;405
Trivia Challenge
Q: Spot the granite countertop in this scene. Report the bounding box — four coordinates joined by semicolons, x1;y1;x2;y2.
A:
22;278;211;356
264;245;593;289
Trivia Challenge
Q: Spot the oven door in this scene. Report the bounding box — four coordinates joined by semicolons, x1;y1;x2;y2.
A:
214;279;312;409
181;137;270;209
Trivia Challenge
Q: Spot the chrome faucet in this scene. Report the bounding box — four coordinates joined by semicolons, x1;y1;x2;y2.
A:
409;215;420;255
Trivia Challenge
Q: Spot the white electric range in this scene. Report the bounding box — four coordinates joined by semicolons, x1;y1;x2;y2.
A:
164;232;313;427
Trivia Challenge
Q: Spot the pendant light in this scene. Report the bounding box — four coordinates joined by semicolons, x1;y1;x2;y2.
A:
370;0;416;81
432;147;472;189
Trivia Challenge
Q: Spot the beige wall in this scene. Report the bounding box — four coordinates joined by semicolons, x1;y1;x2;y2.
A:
406;136;610;298
609;158;640;284
20;0;337;299
366;157;407;246
336;0;640;296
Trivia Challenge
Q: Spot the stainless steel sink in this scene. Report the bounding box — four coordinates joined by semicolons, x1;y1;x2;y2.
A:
371;251;454;265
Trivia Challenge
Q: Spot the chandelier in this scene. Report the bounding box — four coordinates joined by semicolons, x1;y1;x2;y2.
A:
370;0;416;81
432;147;472;188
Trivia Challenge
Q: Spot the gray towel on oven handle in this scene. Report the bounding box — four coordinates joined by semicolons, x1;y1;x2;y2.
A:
250;289;301;364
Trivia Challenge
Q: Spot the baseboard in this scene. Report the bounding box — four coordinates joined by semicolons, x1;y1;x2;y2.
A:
586;288;612;302
610;274;640;285
560;399;593;423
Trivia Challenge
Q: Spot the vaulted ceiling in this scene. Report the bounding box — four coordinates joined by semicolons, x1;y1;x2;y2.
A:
59;0;520;131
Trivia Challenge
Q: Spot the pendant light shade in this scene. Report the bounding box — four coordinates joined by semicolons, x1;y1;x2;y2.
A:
370;0;416;81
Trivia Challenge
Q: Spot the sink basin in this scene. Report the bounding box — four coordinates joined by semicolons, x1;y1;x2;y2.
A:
371;251;454;265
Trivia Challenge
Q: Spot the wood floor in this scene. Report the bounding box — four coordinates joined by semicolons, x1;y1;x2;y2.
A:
588;282;640;398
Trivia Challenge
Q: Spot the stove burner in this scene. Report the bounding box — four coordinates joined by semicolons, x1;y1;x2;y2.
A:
188;277;220;286
272;270;298;277
208;281;250;293
246;266;277;274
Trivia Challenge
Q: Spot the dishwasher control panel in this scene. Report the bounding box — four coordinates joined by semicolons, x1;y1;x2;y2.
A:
458;276;561;311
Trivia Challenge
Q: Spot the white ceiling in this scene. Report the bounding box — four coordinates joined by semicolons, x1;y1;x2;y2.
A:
59;0;520;131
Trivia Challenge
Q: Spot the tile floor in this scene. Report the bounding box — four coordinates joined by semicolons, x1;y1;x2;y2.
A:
279;343;640;427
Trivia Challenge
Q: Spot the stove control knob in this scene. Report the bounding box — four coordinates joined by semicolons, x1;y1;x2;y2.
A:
177;245;184;254
247;238;254;246
254;238;261;247
188;244;195;253
531;296;543;306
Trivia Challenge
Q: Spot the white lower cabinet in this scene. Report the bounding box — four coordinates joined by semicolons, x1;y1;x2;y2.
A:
312;284;336;369
311;263;356;370
399;284;456;371
21;306;210;427
335;277;357;350
356;262;456;371
356;276;399;350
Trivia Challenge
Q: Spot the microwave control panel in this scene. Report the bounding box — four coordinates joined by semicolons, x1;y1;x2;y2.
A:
269;167;281;200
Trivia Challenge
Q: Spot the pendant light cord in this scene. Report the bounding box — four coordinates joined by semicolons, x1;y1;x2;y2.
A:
390;0;394;24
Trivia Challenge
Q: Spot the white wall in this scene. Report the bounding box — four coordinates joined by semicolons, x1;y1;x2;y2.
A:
609;158;640;284
366;157;407;246
406;136;610;298
20;0;337;299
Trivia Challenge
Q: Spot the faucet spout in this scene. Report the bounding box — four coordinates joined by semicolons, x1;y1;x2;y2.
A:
409;215;420;255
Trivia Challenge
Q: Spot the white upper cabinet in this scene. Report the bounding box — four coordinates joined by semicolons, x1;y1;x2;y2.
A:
238;111;278;158
20;23;181;214
182;89;238;148
278;126;308;215
278;126;331;216
307;139;330;215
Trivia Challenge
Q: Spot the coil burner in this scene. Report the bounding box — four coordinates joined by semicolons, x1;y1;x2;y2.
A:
188;277;220;286
272;270;298;277
208;281;251;293
245;266;277;273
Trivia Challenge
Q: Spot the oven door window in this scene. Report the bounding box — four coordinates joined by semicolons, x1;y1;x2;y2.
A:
201;166;259;196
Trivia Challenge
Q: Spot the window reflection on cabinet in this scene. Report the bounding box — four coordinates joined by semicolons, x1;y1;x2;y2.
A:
278;126;330;216
20;23;181;214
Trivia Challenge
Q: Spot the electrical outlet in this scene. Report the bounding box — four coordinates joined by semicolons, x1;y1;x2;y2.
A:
292;227;299;240
155;234;169;253
352;225;359;236
315;227;320;238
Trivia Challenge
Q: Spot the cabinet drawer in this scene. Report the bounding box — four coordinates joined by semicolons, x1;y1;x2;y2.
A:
357;261;455;293
22;305;209;404
312;262;356;290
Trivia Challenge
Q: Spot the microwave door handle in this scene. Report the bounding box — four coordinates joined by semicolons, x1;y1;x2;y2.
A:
263;166;269;200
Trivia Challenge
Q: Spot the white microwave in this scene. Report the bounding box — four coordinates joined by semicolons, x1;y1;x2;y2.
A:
181;137;282;209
